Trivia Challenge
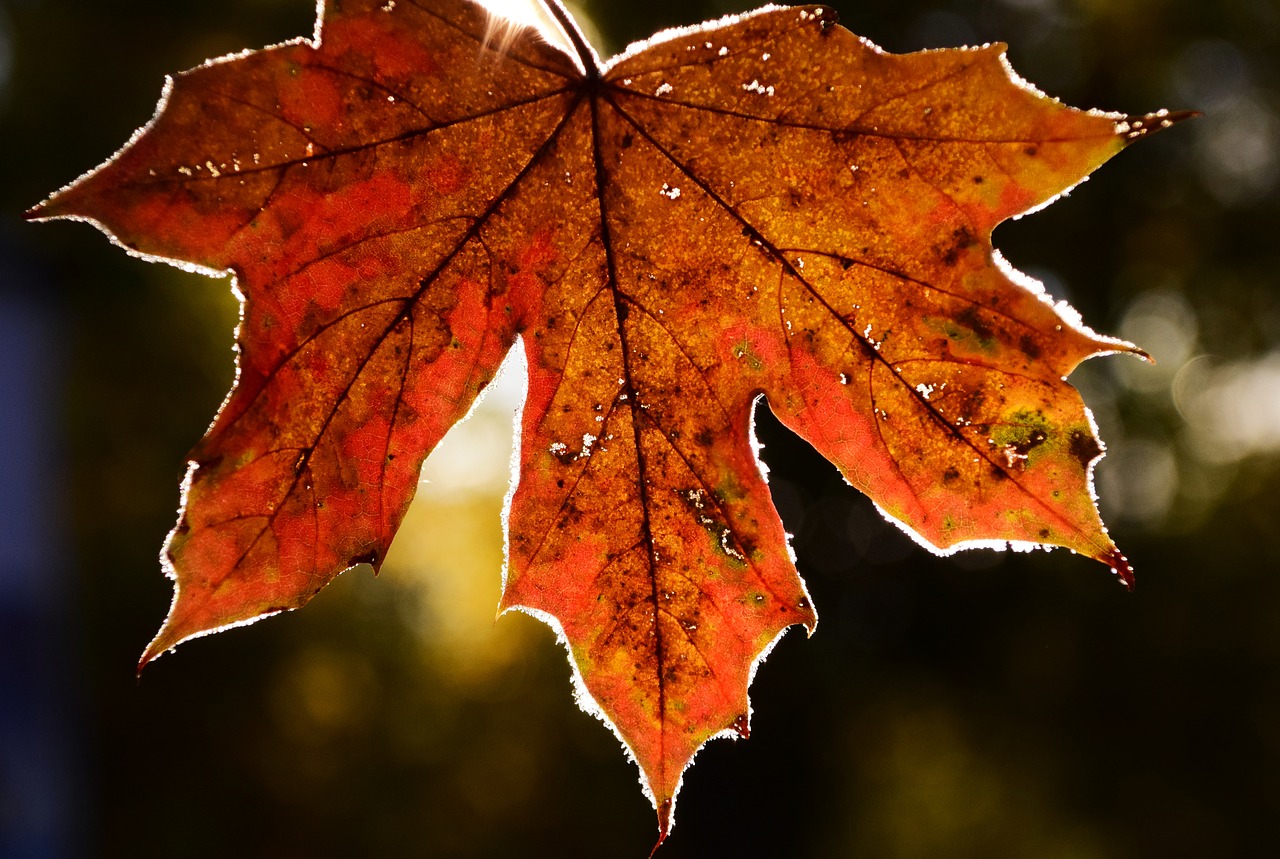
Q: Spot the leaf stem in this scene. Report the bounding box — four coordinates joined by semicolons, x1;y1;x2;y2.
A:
540;0;599;79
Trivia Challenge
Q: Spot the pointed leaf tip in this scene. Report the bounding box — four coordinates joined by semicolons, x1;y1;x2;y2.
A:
1116;109;1200;144
1106;548;1136;592
649;799;673;857
137;637;168;678
138;636;171;675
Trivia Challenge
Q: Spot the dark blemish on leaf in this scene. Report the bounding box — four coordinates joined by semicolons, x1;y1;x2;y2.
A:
731;713;750;738
621;132;633;149
193;454;224;475
617;302;630;322
943;466;960;483
1010;430;1048;457
1025;145;1038;157
798;596;810;611
174;521;190;536
1069;429;1103;468
1039;529;1051;539
840;256;854;270
956;305;994;342
556;479;565;488
942;226;977;267
694;428;715;447
973;176;984;184
1019;334;1042;360
349;549;381;568
990;465;1008;481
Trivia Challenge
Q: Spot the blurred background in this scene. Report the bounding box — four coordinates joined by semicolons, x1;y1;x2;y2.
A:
2;0;1278;856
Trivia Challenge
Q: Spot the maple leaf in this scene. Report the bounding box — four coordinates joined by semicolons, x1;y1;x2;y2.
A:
29;0;1189;842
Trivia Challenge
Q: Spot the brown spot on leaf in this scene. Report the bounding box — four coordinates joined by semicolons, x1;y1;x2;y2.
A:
194;454;225;475
1069;429;1103;469
955;305;994;342
1012;430;1048;456
348;549;381;568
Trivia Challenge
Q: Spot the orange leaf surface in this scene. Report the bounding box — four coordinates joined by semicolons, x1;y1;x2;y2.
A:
29;0;1189;842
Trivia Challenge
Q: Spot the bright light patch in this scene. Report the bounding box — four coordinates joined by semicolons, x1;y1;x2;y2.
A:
475;0;576;58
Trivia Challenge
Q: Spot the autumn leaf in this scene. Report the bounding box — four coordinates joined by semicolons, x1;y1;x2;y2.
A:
29;0;1189;842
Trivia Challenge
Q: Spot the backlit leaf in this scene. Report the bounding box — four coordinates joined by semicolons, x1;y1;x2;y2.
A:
30;0;1189;842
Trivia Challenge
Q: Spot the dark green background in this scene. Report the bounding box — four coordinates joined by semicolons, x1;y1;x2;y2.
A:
2;0;1278;856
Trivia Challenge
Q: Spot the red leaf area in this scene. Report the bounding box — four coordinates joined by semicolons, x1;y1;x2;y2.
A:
31;0;1188;840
